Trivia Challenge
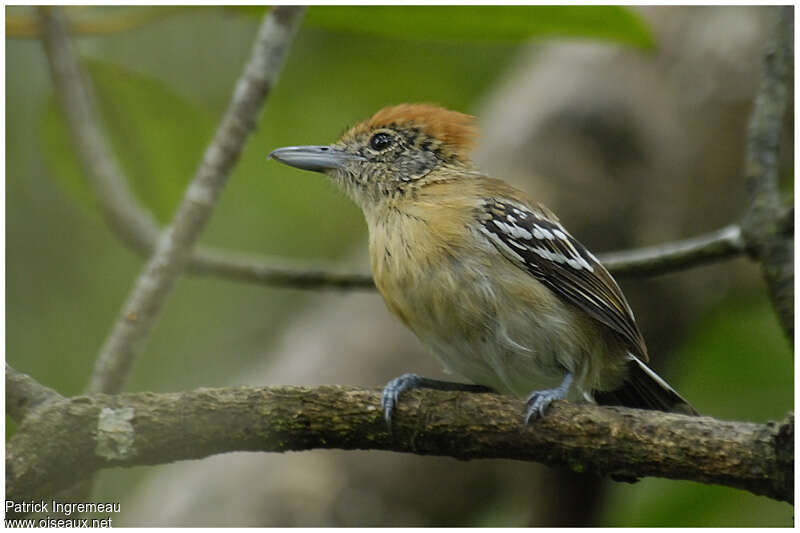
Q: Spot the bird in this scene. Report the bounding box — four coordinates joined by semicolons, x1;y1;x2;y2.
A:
268;103;697;426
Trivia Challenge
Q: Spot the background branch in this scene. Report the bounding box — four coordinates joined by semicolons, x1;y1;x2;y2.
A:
32;5;797;300
65;6;306;394
40;7;768;292
187;248;376;289
39;4;376;292
596;224;744;277
6;385;793;509
39;6;162;255
188;222;752;287
740;6;794;341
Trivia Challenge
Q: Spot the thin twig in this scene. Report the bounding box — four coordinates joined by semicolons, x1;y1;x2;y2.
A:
188;247;376;289
5;364;63;422
38;5;375;292
186;223;749;287
39;8;758;292
740;6;794;341
39;6;161;255
5;386;793;508
36;8;794;301
597;224;745;277
179;222;752;286
67;6;306;394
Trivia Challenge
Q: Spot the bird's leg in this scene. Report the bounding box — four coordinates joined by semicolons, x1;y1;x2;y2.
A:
381;373;494;428
525;372;574;423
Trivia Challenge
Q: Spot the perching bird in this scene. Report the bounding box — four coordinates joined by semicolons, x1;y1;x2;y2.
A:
269;103;697;425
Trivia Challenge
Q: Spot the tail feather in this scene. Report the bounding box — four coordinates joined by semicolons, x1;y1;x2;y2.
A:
594;356;698;416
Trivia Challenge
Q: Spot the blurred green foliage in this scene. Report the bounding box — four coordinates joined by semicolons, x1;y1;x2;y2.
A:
677;290;792;423
238;6;654;48
42;60;214;221
5;5;792;527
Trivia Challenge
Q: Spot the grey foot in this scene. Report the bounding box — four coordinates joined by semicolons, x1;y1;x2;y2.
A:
381;373;494;429
524;372;574;423
381;373;423;427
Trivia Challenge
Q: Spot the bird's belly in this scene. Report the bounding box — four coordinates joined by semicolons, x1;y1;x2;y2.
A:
417;304;577;397
381;262;585;397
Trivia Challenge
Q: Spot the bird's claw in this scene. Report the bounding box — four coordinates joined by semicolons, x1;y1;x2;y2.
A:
524;388;566;423
381;373;422;429
524;372;573;424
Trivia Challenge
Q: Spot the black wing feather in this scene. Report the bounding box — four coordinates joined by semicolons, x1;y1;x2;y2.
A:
478;198;648;361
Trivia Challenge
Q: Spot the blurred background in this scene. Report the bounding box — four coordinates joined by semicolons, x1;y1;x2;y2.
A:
6;5;793;527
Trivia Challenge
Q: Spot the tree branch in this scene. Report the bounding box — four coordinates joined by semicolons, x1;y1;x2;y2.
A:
5;364;63;422
187;247;376;289
597;224;744;277
60;6;306;395
6;385;793;508
38;6;761;292
740;6;794;341
40;4;376;292
39;6;162;255
186;222;752;287
39;8;794;300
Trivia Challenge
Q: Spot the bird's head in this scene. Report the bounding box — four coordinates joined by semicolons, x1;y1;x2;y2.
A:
269;104;478;210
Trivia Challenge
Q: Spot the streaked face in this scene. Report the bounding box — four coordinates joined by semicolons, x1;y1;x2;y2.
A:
269;104;478;207
270;123;444;207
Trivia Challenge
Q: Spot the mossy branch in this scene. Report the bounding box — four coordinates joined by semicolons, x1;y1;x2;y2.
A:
6;385;793;510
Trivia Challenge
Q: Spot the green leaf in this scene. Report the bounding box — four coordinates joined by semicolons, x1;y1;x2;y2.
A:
304;6;654;48
40;60;214;222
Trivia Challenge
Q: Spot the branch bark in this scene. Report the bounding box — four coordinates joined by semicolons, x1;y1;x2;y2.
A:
6;385;793;509
740;6;794;341
63;6;306;394
5;364;63;422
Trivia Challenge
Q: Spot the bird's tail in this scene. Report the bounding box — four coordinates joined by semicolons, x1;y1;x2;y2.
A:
594;356;698;415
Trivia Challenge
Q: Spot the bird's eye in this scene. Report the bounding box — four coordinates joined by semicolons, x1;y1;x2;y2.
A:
369;132;394;152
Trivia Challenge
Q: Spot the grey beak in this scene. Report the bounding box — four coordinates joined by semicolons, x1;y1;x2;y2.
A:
268;145;364;172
